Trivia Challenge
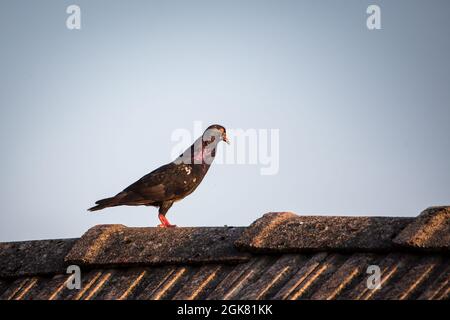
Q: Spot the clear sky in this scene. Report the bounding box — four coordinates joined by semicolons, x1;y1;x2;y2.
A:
1;0;449;241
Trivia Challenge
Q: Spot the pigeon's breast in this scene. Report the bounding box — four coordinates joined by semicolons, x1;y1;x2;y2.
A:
168;164;208;200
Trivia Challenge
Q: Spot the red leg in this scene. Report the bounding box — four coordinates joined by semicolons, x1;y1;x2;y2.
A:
158;214;177;228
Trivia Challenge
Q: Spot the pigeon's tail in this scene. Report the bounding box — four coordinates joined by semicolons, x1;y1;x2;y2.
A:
88;196;119;212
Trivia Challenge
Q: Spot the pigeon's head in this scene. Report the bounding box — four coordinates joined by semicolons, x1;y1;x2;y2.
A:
203;124;229;145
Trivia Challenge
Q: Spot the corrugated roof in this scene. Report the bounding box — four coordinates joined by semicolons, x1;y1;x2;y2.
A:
0;206;449;300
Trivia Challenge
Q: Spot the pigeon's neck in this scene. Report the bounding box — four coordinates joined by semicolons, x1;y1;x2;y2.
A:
176;137;219;166
194;144;216;165
193;138;218;165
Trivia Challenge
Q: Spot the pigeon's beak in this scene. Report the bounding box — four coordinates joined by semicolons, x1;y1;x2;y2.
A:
223;134;230;145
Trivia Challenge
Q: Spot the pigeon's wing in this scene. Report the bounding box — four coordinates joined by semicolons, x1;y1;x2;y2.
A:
123;163;193;203
122;164;172;202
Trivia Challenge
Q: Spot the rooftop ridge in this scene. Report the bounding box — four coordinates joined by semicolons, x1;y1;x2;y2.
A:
235;213;414;253
0;206;448;279
64;225;251;268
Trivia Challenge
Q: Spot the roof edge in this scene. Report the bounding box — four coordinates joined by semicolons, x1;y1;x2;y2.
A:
393;206;450;251
64;224;251;268
0;238;78;278
235;207;450;254
1;206;449;278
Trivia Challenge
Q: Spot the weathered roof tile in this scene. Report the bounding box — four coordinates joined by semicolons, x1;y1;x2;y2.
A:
417;263;450;300
206;257;274;300
0;239;77;278
238;254;305;300
310;253;377;300
394;206;450;251
172;265;227;300
235;212;413;253
382;255;443;300
1;208;449;300
65;224;251;268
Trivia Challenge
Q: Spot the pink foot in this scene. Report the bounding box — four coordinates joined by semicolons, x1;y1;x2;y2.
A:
158;214;177;228
157;223;177;228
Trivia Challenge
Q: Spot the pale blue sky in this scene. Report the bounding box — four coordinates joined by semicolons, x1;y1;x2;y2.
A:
1;0;449;241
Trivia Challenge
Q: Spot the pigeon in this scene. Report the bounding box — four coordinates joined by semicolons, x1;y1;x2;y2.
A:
88;124;229;227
